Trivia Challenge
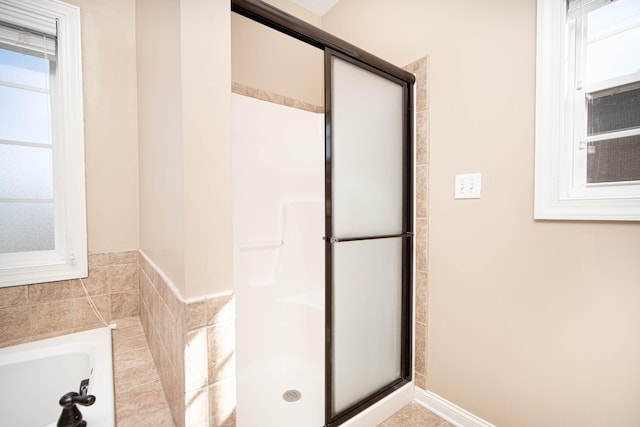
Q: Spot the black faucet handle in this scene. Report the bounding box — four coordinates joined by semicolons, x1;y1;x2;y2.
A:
59;391;96;408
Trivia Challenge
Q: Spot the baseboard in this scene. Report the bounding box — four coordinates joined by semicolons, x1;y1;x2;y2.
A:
414;387;495;427
341;383;414;427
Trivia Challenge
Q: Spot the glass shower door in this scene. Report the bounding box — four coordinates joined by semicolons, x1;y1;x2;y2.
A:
325;50;413;426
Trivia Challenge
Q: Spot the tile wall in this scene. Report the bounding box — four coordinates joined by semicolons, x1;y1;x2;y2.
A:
138;251;236;427
0;251;139;348
404;56;429;390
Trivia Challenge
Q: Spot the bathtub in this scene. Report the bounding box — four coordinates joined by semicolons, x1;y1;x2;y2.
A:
0;327;115;427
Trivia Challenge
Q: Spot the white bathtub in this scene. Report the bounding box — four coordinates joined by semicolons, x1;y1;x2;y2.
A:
0;327;115;427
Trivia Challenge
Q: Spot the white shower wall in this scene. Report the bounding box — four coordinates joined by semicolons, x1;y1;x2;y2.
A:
231;93;325;427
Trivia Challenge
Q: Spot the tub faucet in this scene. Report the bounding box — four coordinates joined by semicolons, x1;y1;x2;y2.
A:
57;390;96;427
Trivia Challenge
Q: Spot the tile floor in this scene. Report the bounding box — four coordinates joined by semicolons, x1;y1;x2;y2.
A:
112;315;451;427
379;402;455;427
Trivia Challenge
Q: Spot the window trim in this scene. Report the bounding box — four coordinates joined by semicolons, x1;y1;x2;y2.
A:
0;0;87;287
534;0;640;221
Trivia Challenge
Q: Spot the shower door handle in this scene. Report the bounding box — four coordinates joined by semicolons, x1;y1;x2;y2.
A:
323;232;413;244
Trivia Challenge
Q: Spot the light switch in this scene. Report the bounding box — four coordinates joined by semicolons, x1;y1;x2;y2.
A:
455;173;482;199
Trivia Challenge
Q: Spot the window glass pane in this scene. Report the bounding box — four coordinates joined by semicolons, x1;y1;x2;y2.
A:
587;135;640;183
0;202;54;253
0;144;53;199
586;0;640;84
586;82;640;135
0;85;51;144
332;237;403;415
0;48;49;89
586;27;640;84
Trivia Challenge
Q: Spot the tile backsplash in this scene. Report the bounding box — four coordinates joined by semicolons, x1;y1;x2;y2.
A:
0;250;139;348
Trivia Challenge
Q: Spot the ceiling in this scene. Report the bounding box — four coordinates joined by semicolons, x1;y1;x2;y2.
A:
288;0;341;16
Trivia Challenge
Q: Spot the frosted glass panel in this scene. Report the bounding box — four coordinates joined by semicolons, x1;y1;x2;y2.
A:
0;202;54;253
0;85;51;144
331;57;404;237
332;237;403;415
0;144;53;199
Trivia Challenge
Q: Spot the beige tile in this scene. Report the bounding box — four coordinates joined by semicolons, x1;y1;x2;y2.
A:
185;329;209;392
111;316;144;338
415;270;428;324
109;263;139;292
88;252;110;267
115;360;160;393
113;330;148;355
159;355;184;427
82;266;109;295
111;291;140;319
116;379;170;420
117;405;176;427
415;372;426;390
0;336;30;348
382;402;453;427
29;280;75;303
31;300;73;335
416;109;429;165
157;276;182;321
416;219;428;272
208;323;236;384
206;294;234;326
416;164;428;219
186;300;207;330
72;294;111;328
185;387;209;427
114;342;155;371
209;379;236;427
109;250;137;265
0;306;30;342
0;285;28;308
415;321;426;377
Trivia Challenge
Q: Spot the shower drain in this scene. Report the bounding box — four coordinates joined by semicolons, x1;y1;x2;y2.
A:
282;389;302;402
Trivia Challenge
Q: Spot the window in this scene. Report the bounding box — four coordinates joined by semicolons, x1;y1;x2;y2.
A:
535;0;640;220
0;0;86;287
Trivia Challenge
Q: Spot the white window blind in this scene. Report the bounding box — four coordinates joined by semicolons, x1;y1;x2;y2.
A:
567;0;615;18
0;1;56;59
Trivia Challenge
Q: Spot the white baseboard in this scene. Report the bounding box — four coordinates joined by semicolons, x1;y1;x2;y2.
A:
341;383;413;427
414;387;495;427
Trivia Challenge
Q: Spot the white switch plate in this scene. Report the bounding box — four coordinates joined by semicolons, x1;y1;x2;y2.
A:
455;173;482;199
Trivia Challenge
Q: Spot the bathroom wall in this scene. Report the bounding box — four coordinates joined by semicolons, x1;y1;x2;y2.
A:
231;13;324;108
65;0;140;253
323;1;640;426
0;0;140;348
138;251;235;427
0;251;139;348
136;0;233;300
135;0;236;425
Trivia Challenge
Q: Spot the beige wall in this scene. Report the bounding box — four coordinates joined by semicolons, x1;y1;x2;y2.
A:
232;1;324;107
324;1;640;425
66;0;139;253
136;0;185;293
137;0;233;299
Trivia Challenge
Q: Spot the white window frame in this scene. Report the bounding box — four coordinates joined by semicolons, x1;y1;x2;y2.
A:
0;0;87;287
534;0;640;221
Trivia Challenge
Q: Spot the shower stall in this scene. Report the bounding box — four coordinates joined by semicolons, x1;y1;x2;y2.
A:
232;1;414;426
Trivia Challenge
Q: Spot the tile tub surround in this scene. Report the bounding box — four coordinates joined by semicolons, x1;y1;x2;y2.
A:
404;56;429;390
113;316;175;426
138;251;236;427
0;250;139;348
